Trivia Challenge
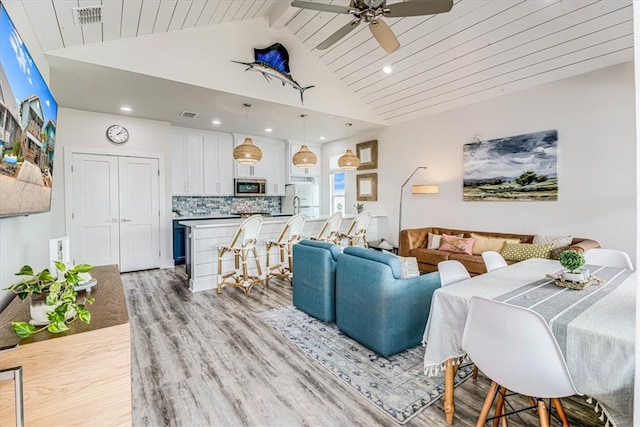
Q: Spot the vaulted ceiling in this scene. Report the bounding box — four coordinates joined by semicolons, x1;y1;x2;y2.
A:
10;0;635;141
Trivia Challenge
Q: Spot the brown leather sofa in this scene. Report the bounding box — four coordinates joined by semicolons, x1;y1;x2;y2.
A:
400;227;600;276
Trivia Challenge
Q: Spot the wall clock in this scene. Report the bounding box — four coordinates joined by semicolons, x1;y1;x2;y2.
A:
106;124;129;144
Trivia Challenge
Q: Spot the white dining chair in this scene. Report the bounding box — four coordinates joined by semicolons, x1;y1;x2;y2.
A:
584;248;634;270
481;250;508;273
462;296;577;427
437;260;471;286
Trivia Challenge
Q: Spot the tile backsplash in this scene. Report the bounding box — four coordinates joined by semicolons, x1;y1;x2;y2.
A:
173;196;281;216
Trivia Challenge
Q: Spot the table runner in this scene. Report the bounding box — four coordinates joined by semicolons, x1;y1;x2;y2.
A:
421;258;635;427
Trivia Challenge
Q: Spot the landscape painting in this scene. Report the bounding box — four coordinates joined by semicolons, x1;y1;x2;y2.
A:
463;130;558;201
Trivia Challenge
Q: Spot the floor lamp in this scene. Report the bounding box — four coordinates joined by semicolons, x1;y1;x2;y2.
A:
399;166;439;248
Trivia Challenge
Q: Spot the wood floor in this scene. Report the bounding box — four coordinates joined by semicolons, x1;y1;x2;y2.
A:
121;267;603;427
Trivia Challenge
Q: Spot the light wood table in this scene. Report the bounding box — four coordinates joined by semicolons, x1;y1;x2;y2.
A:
0;265;131;426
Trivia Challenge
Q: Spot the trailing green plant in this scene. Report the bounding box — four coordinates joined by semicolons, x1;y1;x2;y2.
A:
7;262;95;338
558;250;585;273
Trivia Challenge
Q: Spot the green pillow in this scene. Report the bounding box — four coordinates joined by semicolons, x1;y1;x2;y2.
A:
501;243;554;262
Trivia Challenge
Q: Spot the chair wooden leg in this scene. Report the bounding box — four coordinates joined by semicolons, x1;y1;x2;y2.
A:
537;399;550;427
472;364;479;381
551;398;569;427
477;381;499;427
493;387;508;427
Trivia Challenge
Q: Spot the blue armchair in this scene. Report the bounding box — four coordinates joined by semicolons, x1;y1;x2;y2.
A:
292;239;342;322
336;246;441;357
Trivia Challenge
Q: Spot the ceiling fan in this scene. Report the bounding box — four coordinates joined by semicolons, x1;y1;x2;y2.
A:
290;0;454;53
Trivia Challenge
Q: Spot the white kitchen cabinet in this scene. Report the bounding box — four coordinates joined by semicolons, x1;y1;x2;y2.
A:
203;135;234;196
289;142;322;177
171;133;203;195
263;140;285;196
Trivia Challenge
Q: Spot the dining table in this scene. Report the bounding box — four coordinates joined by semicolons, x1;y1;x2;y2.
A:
421;258;636;426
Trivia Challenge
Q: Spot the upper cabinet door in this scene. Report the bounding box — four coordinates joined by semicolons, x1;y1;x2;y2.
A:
203;135;234;196
262;141;285;196
171;133;203;196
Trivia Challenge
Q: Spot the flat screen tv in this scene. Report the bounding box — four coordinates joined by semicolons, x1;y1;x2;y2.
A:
0;2;58;218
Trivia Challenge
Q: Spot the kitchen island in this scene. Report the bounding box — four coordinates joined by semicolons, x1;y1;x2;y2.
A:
180;214;386;292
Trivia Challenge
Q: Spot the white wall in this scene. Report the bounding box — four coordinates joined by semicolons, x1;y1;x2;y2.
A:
324;62;636;261
0;1;54;309
51;108;174;269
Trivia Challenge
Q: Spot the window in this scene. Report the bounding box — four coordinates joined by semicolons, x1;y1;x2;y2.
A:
330;172;345;214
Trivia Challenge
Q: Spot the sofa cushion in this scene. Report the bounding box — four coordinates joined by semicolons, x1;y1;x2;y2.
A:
439;234;475;255
410;248;451;266
501;242;554;262
470;233;521;255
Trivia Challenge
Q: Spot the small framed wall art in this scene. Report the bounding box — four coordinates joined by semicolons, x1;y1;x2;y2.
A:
356;140;378;170
357;173;378;201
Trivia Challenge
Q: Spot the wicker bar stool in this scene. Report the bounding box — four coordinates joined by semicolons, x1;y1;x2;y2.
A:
265;213;306;285
310;211;343;244
338;210;372;247
217;214;264;297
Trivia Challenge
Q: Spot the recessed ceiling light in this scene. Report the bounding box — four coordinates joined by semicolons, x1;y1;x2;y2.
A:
120;106;132;112
212;120;221;125
319;136;326;140
265;128;273;132
382;66;392;74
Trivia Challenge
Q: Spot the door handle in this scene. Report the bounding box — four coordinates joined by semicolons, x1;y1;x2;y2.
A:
121;218;132;222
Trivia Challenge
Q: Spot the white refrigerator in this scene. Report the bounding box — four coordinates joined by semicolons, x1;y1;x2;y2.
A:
281;183;320;217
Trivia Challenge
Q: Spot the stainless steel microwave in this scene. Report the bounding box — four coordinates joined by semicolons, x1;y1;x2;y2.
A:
234;179;267;197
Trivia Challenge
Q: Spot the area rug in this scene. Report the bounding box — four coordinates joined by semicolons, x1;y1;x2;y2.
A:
258;306;474;424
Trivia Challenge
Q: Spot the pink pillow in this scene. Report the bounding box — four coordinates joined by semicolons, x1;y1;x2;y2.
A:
439;234;475;255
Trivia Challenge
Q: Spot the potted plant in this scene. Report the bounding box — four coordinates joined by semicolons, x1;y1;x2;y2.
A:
558;250;589;282
7;262;95;338
355;203;364;214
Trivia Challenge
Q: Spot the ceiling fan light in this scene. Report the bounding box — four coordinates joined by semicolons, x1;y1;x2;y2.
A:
233;137;263;164
293;145;317;168
338;149;360;170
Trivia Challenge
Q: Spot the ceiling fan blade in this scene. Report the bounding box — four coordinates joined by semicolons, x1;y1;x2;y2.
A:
291;1;352;14
369;19;400;53
385;0;453;17
316;19;361;50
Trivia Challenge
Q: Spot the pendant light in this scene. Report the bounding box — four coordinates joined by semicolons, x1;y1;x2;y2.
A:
292;114;317;172
338;123;360;170
233;103;262;164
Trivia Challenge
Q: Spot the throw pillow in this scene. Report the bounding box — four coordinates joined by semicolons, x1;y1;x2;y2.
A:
501;243;554;262
398;256;420;278
439;234;475;255
470;233;521;255
427;232;442;250
532;234;573;248
427;232;463;249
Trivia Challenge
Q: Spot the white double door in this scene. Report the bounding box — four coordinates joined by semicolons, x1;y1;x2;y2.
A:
70;153;160;272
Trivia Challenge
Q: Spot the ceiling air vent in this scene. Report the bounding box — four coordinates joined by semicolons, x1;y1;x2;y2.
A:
72;5;102;25
179;111;199;119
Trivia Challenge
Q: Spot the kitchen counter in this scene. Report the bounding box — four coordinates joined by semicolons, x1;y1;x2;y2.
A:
178;213;386;228
172;213;294;221
180;213;387;292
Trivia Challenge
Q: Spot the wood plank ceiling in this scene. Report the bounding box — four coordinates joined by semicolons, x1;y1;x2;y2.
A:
17;0;634;128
